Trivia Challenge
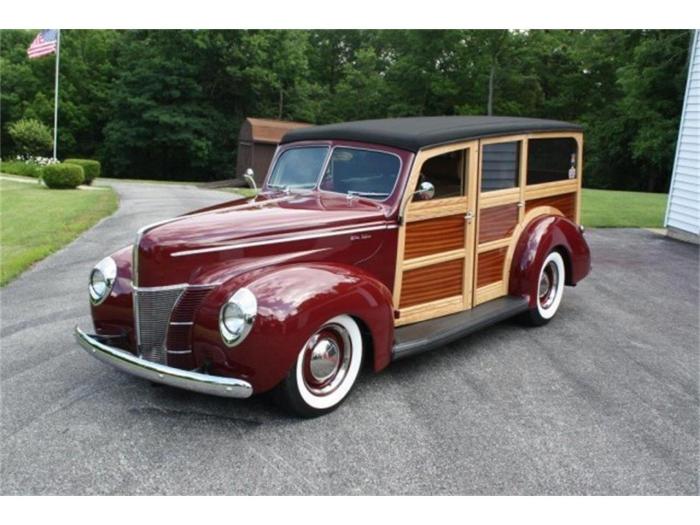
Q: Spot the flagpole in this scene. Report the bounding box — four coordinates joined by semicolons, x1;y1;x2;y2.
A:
52;29;60;160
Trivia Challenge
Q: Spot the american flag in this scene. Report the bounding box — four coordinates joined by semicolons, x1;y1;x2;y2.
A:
27;30;58;59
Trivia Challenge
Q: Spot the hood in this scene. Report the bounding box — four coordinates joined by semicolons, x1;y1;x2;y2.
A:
135;192;393;287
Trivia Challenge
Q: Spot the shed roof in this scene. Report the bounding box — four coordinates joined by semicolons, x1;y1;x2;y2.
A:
281;116;583;152
244;118;312;144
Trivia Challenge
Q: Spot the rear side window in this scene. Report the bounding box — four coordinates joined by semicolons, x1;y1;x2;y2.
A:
481;142;520;192
527;138;578;185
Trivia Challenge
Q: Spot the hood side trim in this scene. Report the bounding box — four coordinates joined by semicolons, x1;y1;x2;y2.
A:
171;222;398;258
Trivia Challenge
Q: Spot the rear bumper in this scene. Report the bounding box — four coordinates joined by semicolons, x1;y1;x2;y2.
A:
75;326;253;399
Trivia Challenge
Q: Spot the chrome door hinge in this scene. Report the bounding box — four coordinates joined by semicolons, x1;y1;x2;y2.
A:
465;211;474;223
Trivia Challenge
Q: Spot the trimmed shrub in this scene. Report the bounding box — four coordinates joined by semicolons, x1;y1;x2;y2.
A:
64;159;101;185
8;118;53;157
42;163;85;189
0;160;43;178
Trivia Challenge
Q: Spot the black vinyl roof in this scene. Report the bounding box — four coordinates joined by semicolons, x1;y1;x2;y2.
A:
281;116;583;152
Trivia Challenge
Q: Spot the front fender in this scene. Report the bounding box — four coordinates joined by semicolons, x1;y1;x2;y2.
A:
191;263;394;394
509;215;591;307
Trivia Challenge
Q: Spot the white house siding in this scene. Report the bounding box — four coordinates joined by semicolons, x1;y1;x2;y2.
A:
666;30;700;243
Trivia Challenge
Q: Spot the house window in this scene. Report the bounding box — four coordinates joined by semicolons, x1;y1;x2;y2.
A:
481;142;520;192
415;149;466;200
527;138;578;185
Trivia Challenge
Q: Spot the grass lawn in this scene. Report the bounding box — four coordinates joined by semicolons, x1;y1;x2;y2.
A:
581;188;667;228
216;187;257;198
0;178;118;286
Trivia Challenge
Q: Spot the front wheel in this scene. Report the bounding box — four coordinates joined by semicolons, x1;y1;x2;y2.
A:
521;250;566;326
274;314;363;418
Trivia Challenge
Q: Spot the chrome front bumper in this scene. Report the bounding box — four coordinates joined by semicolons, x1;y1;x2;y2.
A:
75;326;253;399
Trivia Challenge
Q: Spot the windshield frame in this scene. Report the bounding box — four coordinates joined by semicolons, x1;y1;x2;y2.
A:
264;143;404;203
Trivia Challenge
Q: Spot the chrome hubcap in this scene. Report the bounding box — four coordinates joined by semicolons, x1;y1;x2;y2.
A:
539;261;559;310
302;324;352;396
309;338;341;382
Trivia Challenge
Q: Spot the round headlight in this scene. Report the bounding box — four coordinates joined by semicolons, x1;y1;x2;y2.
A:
89;256;117;305
219;288;257;347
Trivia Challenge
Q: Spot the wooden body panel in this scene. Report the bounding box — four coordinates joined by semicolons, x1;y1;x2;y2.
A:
478;203;519;244
394;141;479;324
476;248;507;288
399;259;464;309
393;131;584;326
525;192;576;222
405;215;465;259
472;131;583;307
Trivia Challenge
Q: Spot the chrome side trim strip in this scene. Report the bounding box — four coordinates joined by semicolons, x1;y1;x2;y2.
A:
170;222;399;258
75;326;253;399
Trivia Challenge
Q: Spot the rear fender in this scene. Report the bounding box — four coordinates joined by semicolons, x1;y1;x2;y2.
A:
192;263;394;393
509;215;591;308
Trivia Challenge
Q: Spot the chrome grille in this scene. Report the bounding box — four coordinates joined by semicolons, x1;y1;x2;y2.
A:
134;286;186;364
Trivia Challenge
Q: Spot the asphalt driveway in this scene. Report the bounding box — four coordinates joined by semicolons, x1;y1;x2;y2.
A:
1;181;698;495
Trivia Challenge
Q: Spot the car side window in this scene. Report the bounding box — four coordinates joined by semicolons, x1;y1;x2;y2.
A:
527;138;578;185
414;150;465;200
481;142;520;192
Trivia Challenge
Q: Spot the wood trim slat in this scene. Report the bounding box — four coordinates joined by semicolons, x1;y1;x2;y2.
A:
399;258;464;309
404;215;465;259
404;248;466;271
396;295;464;326
475;281;506;304
406;196;467;222
478;187;521;208
524;178;579;200
477;238;511;253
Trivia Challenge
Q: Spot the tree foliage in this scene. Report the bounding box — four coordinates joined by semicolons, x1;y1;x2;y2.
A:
0;29;692;190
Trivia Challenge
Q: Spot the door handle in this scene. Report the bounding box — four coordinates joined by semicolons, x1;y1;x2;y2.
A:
465;211;474;223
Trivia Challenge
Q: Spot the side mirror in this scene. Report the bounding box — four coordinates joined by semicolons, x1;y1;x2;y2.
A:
398;181;436;225
414;181;435;201
243;168;257;192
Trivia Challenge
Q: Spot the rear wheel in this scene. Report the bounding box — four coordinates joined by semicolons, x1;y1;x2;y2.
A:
275;314;363;418
522;250;566;326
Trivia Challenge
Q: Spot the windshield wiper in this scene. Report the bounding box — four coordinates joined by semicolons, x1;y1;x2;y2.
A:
347;190;390;198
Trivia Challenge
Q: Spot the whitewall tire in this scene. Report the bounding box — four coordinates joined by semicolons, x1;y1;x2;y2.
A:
275;314;363;417
523;250;566;326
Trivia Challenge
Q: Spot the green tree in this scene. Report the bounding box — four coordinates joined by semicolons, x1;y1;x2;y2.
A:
617;30;691;192
102;30;238;180
1;29;692;190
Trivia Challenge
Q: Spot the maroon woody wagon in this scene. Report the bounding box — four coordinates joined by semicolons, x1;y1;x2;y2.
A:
76;116;591;417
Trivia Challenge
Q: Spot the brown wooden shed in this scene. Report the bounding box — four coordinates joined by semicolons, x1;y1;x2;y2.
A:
236;118;312;184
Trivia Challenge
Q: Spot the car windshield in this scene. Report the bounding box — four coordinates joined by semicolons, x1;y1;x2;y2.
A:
319;148;401;200
267;147;329;190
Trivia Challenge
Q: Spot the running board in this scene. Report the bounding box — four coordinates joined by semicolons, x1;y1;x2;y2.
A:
392;296;530;360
